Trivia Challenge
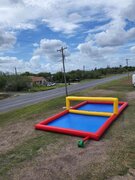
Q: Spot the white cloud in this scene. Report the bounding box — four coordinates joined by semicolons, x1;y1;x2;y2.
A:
0;37;68;73
0;56;42;73
77;42;101;58
95;29;125;47
29;55;41;69
0;56;24;72
127;28;135;39
15;23;36;30
0;0;133;35
0;0;119;33
0;0;42;30
130;46;135;53
122;0;135;21
77;41;117;58
1;0;135;73
34;38;68;61
0;0;134;36
90;17;135;47
0;29;16;51
0;55;63;73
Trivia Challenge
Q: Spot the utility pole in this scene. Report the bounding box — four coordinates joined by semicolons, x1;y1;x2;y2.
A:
15;67;17;75
126;59;129;79
57;47;68;96
126;59;129;67
83;65;85;78
83;65;85;72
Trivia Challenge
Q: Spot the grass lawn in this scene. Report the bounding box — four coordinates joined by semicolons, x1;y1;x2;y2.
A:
0;76;135;180
29;85;56;92
94;76;135;92
29;83;67;92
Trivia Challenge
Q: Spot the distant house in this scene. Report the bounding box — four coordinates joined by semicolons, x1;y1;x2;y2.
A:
30;76;47;86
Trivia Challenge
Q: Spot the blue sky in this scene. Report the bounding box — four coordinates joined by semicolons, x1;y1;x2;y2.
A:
0;0;135;73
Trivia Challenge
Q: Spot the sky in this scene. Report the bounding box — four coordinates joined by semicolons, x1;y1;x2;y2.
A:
0;0;135;73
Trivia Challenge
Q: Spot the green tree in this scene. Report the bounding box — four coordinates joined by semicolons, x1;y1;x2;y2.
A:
53;72;63;82
0;73;7;90
5;75;31;91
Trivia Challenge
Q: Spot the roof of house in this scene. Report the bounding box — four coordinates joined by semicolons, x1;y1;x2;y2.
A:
30;76;46;82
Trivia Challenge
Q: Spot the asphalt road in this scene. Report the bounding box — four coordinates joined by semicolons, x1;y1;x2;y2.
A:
0;74;127;113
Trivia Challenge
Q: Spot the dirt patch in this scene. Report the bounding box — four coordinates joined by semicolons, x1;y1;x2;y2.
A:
0;108;65;154
0;119;40;154
93;89;117;95
7;137;109;180
109;168;135;180
126;91;135;101
86;89;117;96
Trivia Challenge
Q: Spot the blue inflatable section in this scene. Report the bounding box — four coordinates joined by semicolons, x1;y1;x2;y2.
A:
48;103;122;133
77;103;121;113
48;113;108;133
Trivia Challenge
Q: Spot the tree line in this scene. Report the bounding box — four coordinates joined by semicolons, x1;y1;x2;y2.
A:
0;66;135;91
0;73;31;91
